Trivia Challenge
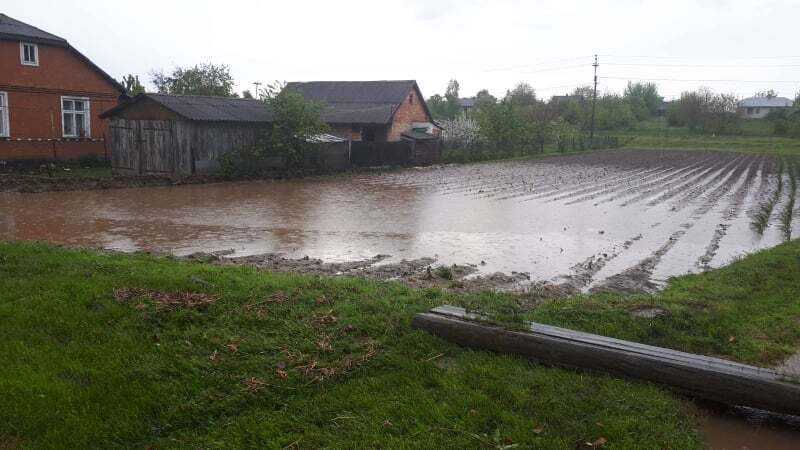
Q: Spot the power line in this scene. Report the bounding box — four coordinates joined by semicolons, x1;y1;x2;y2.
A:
604;62;800;68
600;76;800;83
599;54;800;60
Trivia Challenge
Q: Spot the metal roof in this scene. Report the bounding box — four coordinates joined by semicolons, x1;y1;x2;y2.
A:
0;13;66;44
285;80;431;126
738;96;794;108
100;93;275;123
402;130;438;141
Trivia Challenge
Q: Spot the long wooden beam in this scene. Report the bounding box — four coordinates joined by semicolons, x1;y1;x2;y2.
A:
412;305;800;416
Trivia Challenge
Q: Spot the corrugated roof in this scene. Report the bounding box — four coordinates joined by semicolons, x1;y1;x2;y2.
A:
285;80;430;126
0;13;66;44
739;96;794;108
100;93;275;123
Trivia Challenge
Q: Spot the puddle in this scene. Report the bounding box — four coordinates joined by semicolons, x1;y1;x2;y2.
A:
701;406;800;450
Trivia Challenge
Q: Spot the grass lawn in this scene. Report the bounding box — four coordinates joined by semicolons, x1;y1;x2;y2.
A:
2;241;800;449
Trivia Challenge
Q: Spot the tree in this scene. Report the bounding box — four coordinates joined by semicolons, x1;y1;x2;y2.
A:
671;88;739;134
427;94;449;119
474;89;497;110
754;89;779;99
242;90;254;99
120;74;145;96
150;63;237;97
265;83;329;173
623;82;661;118
506;82;537;107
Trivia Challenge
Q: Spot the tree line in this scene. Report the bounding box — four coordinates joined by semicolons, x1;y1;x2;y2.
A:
429;78;800;159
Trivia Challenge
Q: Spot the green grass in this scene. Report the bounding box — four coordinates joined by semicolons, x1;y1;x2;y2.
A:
51;166;113;178
2;241;800;449
618;118;800;156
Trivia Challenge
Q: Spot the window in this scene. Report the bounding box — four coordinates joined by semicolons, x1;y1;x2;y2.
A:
20;42;38;66
746;107;754;115
409;94;413;104
0;92;8;137
61;97;90;137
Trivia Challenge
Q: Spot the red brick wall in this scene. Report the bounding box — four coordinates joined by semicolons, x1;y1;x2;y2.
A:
0;39;122;160
388;88;431;141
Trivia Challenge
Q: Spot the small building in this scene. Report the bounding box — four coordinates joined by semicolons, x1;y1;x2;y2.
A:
459;97;476;114
738;96;794;119
285;80;440;142
101;93;351;176
0;13;126;161
100;93;274;176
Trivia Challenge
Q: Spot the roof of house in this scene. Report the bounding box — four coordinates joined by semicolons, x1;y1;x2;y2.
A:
0;13;66;44
0;14;125;95
285;80;432;126
100;93;275;123
739;96;794;108
459;98;476;108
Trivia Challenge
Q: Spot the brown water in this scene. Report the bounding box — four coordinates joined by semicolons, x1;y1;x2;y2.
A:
701;407;800;449
1;150;795;293
2;149;799;447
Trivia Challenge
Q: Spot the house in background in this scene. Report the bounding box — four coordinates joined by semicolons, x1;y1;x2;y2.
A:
738;96;794;119
285;80;440;143
0;13;126;161
458;97;476;114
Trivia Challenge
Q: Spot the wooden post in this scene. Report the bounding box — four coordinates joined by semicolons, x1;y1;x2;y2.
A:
412;306;800;416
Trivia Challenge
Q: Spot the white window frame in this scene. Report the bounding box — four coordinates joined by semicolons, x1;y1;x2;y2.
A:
60;96;91;138
0;92;9;137
20;42;39;66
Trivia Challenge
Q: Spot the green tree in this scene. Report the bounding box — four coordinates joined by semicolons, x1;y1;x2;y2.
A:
242;90;254;99
120;74;145;96
427;94;449;119
151;63;237;97
474;89;497;110
623;82;661;118
266;83;329;173
754;89;779;99
506;82;537;107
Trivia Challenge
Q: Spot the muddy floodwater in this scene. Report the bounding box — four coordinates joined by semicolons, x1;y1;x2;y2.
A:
1;149;797;293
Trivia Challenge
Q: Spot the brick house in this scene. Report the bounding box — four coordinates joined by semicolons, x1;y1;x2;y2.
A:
0;14;126;161
285;80;440;142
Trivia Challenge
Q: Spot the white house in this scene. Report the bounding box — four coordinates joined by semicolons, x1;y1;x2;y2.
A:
738;96;794;119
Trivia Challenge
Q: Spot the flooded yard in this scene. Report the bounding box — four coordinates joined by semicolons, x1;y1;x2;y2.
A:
1;149;797;293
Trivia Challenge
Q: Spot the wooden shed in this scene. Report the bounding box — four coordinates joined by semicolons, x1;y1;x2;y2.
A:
100;93;275;176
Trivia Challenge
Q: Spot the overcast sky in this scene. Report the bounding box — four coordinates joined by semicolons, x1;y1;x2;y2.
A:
7;0;800;100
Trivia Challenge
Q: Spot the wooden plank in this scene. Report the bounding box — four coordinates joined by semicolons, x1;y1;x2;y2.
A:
412;306;800;416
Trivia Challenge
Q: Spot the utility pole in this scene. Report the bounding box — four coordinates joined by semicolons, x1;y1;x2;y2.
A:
590;54;599;145
253;82;262;99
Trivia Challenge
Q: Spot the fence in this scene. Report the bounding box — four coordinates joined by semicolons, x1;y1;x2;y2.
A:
350;141;414;166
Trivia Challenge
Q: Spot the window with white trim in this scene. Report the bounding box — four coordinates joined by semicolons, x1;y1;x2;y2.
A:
61;97;90;138
20;42;38;66
0;92;8;137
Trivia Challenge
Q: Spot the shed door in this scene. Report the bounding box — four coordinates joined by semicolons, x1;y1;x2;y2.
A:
137;120;175;174
109;119;138;172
